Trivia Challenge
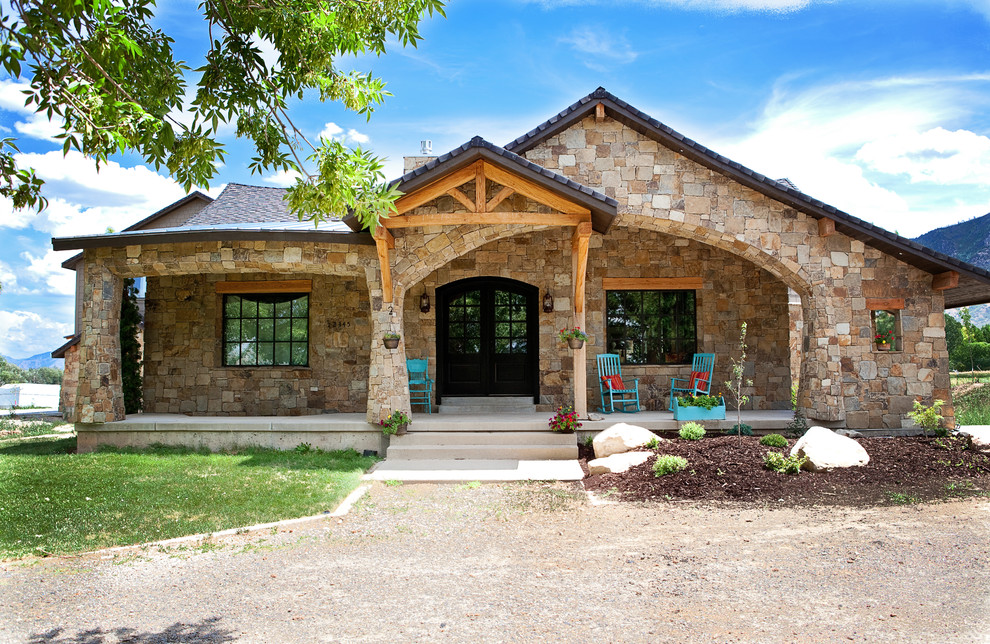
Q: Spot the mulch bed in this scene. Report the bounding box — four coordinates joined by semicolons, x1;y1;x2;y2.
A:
580;434;990;506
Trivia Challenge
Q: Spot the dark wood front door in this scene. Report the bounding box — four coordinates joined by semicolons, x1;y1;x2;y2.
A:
437;278;538;401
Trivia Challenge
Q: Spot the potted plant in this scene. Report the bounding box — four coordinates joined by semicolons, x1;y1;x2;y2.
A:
558;327;588;349
548;405;582;433
383;332;401;349
875;329;895;351
380;410;411;436
671;393;726;421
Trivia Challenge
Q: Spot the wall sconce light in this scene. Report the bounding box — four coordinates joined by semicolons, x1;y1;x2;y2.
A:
542;291;554;313
420;292;431;313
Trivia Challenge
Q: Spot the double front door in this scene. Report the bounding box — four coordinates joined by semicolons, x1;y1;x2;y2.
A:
437;278;538;400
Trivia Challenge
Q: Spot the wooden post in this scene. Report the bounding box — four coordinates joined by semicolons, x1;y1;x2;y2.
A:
572;222;592;419
374;225;395;304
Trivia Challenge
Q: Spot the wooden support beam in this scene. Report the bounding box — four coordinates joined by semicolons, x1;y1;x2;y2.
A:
486;186;515;211
602;277;703;291
475;162;486;213
932;270;959;291
482;162;590;215
595;102;605;122
818;218;836;237
216;280;312;294
395;161;480;214
445;187;476;212
866;298;905;311
572;222;592;314
373;226;394;303
382;212;591;228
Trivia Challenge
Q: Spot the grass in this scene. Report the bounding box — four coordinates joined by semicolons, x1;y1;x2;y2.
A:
0;418;71;439
0;437;377;559
953;384;990;425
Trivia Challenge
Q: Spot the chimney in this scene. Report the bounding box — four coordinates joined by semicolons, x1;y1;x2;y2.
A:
403;139;437;173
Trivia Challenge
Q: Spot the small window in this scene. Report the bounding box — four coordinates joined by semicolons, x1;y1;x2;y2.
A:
223;293;309;366
872;310;899;351
606;290;697;365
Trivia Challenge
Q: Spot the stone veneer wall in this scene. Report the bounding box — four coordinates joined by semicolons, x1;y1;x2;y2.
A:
143;272;370;415
403;226;791;412
522;114;951;428
59;343;79;420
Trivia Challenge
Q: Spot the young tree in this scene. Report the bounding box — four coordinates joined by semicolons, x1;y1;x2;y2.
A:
724;322;753;441
0;0;446;228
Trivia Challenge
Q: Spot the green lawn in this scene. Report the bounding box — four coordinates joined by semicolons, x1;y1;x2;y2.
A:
0;417;70;439
955;384;990;426
0;438;377;559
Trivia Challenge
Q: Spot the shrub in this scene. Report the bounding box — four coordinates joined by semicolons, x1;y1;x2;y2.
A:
645;436;661;449
678;422;706;441
764;451;806;474
760;433;788;448
653;455;688;477
676;394;722;410
725;423;753;436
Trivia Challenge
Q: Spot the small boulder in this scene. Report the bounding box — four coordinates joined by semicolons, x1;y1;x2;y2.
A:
587;412;605;421
588;451;652;475
958;427;990;452
593;423;661;459
790;426;870;472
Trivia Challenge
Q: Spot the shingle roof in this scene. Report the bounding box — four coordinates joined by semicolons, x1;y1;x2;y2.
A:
503;87;990;308
185;183;297;225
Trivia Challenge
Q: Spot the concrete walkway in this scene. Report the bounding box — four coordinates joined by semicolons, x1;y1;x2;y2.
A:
365;458;585;482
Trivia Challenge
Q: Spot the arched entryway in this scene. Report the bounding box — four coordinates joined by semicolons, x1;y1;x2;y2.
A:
436;277;539;402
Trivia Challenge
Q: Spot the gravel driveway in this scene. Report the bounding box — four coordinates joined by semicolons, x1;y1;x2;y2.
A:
2;483;989;643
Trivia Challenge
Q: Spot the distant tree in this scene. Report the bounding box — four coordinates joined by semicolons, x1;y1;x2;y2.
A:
120;278;142;413
945;313;964;370
27;366;63;385
0;355;28;385
0;1;446;230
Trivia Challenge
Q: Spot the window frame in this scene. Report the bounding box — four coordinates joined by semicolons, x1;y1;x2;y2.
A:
221;292;311;367
604;288;698;366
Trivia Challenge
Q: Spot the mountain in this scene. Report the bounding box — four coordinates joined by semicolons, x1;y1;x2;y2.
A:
914;212;990;325
1;353;64;370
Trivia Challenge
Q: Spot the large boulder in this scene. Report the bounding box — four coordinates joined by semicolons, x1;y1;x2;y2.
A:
588;451;652;475
790;426;870;472
593;423;661;459
958;426;990;452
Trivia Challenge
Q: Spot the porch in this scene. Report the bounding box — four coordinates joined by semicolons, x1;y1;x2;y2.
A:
75;409;797;455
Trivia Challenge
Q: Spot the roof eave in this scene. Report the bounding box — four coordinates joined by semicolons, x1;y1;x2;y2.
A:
52;228;375;252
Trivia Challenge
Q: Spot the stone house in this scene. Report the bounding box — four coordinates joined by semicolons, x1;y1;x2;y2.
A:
52;88;990;448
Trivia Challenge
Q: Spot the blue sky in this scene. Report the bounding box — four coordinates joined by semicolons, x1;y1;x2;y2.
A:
2;0;990;359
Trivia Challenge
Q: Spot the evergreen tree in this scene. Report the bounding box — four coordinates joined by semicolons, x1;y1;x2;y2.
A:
120;278;143;413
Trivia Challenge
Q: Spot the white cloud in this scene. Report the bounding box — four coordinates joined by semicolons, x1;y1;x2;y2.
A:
527;0;813;11
559;27;639;72
1;150;192;237
318;122;370;146
856;127;990;185
0;260;29;295
0;79;63;141
0;310;72;358
0;80;34;115
261;169;302;188
715;74;990;237
20;249;76;296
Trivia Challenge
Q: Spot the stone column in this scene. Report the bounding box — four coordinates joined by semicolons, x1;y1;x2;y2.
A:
799;285;844;423
74;254;125;424
365;267;411;423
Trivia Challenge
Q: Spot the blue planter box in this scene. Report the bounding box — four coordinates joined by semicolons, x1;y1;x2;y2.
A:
672;396;726;421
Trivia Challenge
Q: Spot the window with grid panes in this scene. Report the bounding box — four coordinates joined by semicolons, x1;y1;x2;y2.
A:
223;294;309;366
605;290;696;365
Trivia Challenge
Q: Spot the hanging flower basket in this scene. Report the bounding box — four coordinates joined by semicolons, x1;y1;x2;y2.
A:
559;327;588;350
567;337;585;350
383;333;400;349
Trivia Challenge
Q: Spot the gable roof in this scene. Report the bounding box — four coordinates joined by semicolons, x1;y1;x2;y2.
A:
345;136;618;234
505;87;990;308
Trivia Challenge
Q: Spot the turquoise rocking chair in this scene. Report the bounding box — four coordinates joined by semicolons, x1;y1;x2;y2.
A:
669;353;715;410
406;358;433;414
597;353;641;413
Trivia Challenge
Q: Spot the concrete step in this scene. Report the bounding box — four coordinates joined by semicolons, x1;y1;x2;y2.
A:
392;431;576;446
408;416;550;432
386;430;577;461
438;396;537;415
365;459;585;482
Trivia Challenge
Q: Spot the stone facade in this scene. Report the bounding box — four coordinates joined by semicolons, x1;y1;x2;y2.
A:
143;272;370;415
